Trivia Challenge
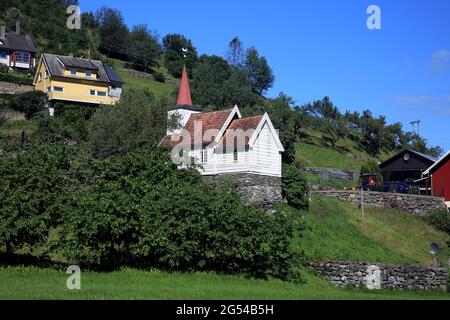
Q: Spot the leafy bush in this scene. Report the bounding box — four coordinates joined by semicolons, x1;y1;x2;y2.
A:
88;90;168;157
0;72;33;85
425;210;450;235
8;91;48;119
282;164;310;209
48;149;304;282
0;144;80;254
151;70;165;83
360;160;382;178
0;64;10;73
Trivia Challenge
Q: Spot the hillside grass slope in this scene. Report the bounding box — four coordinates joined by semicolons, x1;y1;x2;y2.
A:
288;196;450;266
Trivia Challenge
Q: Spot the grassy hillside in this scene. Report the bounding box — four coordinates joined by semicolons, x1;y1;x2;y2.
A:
288;196;450;266
296;129;395;171
0;267;448;300
110;59;177;100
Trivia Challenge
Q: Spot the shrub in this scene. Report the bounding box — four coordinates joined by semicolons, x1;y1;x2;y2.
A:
425;210;450;235
0;64;10;73
0;72;33;85
151;70;165;83
0;143;80;254
8;91;48;119
360;160;382;179
52;149;304;282
282;164;309;209
88;90;168;157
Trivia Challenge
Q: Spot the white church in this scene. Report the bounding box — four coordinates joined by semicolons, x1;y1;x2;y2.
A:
160;65;284;179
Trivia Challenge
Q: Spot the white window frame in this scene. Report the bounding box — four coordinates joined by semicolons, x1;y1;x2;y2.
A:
70;69;77;76
97;91;107;97
85;71;92;77
90;89;97;96
201;149;208;163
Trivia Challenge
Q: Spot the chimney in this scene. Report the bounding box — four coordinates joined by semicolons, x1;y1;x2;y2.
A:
15;16;20;35
68;53;74;57
0;26;5;40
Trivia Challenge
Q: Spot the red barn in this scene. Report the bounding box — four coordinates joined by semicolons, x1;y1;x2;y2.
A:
423;151;450;208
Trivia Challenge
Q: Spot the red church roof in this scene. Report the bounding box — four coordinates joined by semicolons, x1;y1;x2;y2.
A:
177;65;193;107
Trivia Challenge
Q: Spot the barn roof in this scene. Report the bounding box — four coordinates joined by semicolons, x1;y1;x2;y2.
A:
424;151;450;175
0;33;37;53
379;149;437;169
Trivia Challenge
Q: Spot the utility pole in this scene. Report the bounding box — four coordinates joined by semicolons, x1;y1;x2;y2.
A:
360;183;365;224
410;120;421;136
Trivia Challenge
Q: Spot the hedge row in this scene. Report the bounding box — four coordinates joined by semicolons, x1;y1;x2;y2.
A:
0;72;34;86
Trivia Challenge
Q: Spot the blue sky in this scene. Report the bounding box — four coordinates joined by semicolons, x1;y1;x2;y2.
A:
80;0;450;151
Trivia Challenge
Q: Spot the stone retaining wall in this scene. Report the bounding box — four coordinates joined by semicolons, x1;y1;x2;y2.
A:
311;260;448;291
0;81;34;94
312;190;447;215
203;173;282;208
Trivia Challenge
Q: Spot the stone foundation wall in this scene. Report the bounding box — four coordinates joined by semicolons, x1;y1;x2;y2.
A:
203;173;282;208
311;260;448;291
312;190;447;215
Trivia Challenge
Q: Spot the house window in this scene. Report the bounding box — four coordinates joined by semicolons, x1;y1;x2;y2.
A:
97;91;107;97
44;71;48;79
0;50;7;58
53;86;64;92
90;90;96;96
15;51;30;64
85;71;92;77
201;149;208;163
233;137;238;162
38;73;42;82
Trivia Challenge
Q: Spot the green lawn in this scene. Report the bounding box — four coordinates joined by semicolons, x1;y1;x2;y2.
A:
288;196;450;266
0;267;448;300
111;59;177;99
295;131;395;171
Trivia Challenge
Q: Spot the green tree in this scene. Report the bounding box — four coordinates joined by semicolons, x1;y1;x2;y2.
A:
9;91;47;119
88;90;168;157
282;164;309;209
244;47;275;95
95;6;129;59
162;33;197;77
129;24;161;71
227;36;245;67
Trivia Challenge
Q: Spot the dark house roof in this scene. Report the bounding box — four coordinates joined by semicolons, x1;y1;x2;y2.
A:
104;65;124;87
42;53;123;86
0;33;37;53
379;149;437;169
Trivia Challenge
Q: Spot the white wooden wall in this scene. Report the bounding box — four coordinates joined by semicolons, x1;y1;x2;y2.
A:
188;121;282;177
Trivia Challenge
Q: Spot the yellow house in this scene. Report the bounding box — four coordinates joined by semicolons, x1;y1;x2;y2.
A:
34;53;124;106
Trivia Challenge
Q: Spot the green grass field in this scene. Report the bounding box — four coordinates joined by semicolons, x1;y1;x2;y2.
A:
0;267;449;300
1;196;449;300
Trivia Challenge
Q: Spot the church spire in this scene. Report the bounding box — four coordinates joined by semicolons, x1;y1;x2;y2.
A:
177;65;193;107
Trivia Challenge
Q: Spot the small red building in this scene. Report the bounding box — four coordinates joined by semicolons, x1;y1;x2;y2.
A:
423;151;450;208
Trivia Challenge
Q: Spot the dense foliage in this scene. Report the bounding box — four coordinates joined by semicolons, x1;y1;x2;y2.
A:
88;90;168;158
0;140;304;282
8;91;47;119
425;210;450;236
282;164;310;210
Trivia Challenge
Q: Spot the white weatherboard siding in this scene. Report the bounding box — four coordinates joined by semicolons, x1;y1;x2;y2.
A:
249;121;282;177
192;121;281;177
